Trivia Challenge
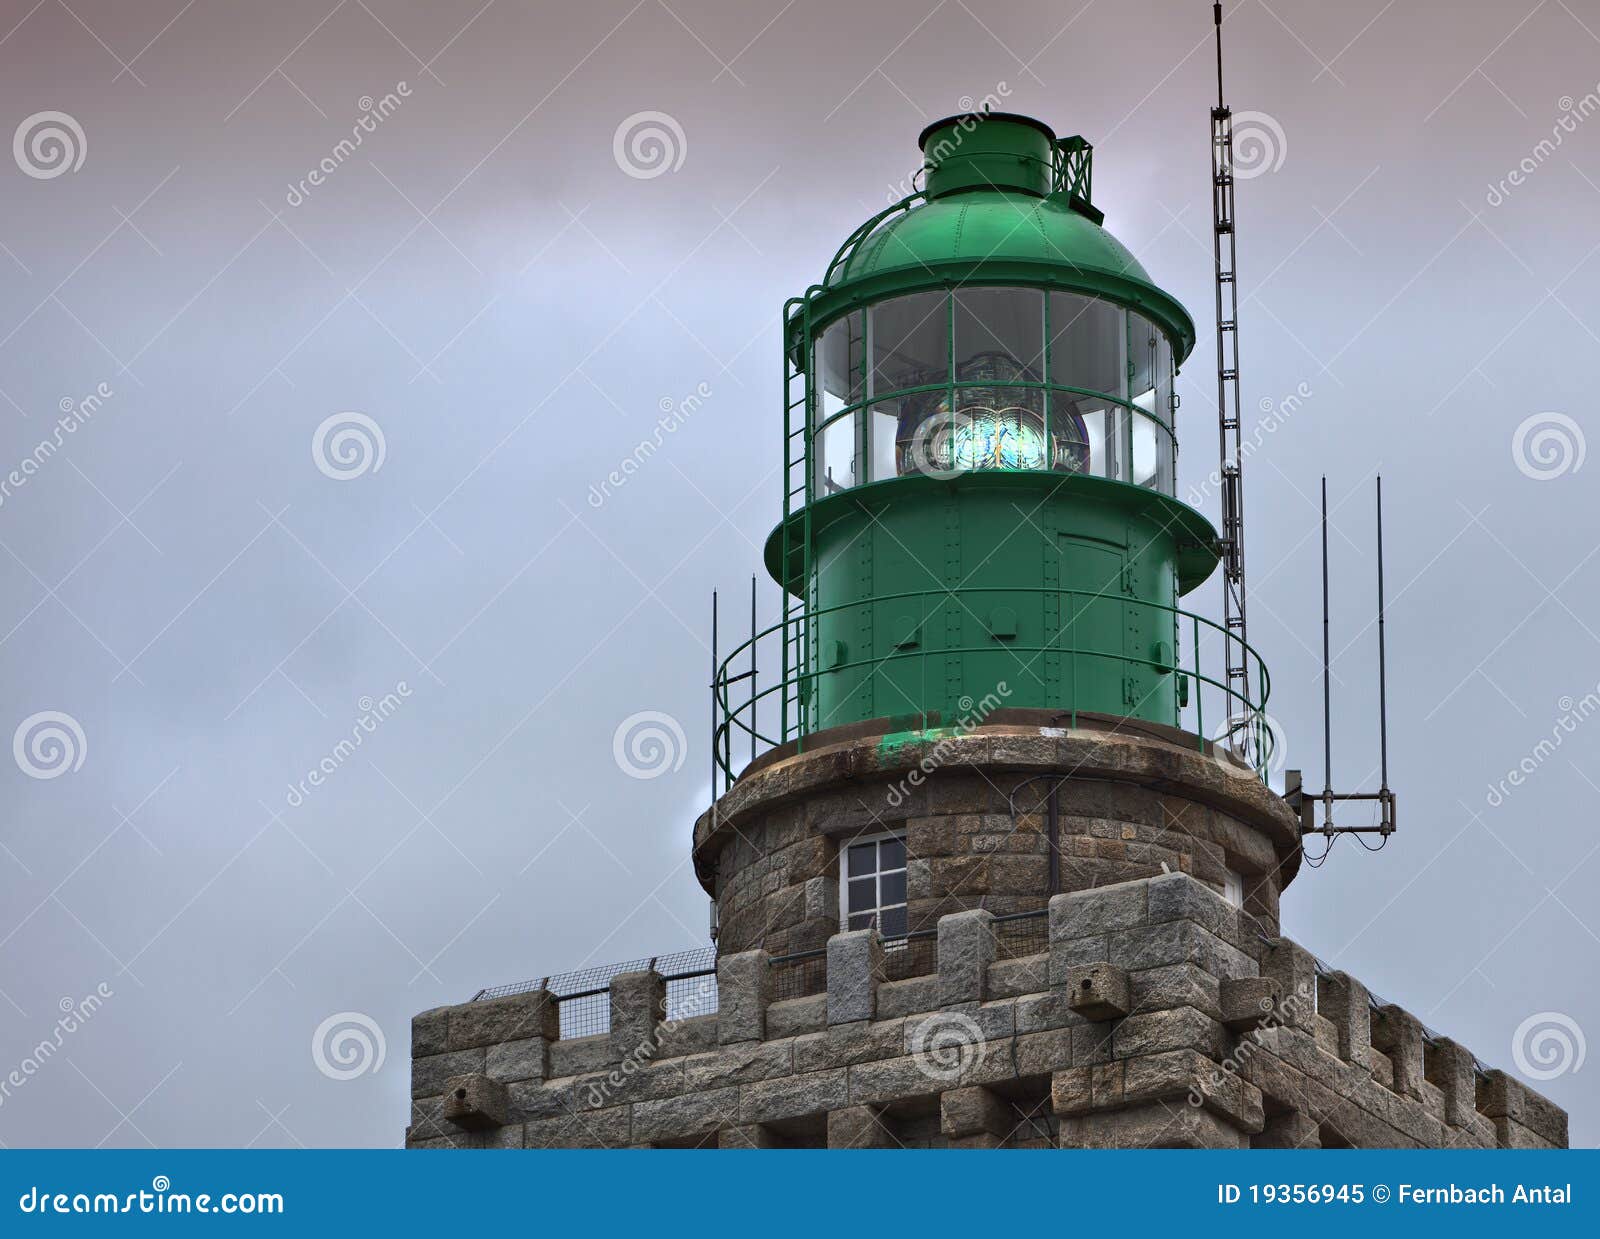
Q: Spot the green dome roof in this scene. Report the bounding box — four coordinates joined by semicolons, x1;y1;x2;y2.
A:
835;191;1154;288
809;188;1196;362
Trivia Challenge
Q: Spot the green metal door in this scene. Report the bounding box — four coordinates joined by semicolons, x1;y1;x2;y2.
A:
1058;537;1127;713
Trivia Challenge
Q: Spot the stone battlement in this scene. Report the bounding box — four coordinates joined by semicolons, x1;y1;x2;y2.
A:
407;872;1566;1149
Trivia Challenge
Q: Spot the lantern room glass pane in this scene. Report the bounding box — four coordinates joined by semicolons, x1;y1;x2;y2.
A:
827;288;1180;487
1155;333;1174;427
1129;412;1174;494
869;292;947;396
817;311;864;414
1131;413;1158;488
1047;392;1092;476
1057;397;1121;480
869;406;898;481
1048;293;1125;399
953;288;1044;385
817;410;859;494
1129;312;1160;416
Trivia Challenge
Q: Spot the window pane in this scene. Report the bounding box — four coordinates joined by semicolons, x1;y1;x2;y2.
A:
869;407;898;482
847;913;873;930
954;288;1044;384
1132;413;1158;488
817;411;858;493
879;906;908;938
879;837;905;870
847;877;876;913
847;842;877;877
880;870;906;905
869;292;946;396
817;312;864;407
1047;394;1092;475
1048;293;1125;399
1155;333;1173;427
1129;313;1159;414
1067;402;1124;480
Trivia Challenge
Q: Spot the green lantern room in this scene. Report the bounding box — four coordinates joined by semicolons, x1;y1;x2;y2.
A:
714;112;1268;788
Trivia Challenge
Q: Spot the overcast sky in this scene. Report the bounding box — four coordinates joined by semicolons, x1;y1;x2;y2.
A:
0;0;1596;1148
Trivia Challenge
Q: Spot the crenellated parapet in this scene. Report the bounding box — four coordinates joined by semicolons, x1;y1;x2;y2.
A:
406;872;1566;1149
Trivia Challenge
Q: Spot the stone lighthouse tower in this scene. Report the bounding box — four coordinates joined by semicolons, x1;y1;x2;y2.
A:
407;115;1568;1151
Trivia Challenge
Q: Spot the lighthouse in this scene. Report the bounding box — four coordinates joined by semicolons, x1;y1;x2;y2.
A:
702;111;1287;958
747;112;1251;748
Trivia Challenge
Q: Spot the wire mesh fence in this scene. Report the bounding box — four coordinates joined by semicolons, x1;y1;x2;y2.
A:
472;911;1048;1040
556;989;612;1040
765;908;1049;1000
883;932;936;982
665;971;718;1023
473;946;719;1041
992;909;1049;960
769;949;827;1002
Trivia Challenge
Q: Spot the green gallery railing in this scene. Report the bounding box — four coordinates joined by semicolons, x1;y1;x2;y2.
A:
710;585;1273;797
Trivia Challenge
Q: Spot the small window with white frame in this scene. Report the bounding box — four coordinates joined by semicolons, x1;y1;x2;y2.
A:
1223;868;1244;909
841;832;907;938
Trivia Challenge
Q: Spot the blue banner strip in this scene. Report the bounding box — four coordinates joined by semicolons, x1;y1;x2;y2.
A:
0;1150;1592;1235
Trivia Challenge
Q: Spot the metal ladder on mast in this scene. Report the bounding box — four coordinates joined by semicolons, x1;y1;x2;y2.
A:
1210;3;1250;734
779;297;813;748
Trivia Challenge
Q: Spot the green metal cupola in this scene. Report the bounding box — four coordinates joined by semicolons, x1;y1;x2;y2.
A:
713;113;1270;789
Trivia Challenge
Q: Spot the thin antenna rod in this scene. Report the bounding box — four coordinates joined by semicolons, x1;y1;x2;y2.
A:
1376;476;1389;795
1320;477;1332;809
750;574;758;764
1214;2;1225;108
711;588;719;791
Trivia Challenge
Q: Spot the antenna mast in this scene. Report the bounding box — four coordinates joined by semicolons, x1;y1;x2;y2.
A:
1288;477;1397;843
1210;3;1249;719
